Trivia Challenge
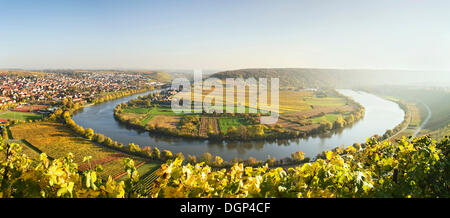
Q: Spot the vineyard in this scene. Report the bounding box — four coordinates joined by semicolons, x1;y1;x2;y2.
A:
1;134;448;198
132;170;159;196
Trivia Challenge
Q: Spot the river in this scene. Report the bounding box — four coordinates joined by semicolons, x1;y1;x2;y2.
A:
72;89;405;161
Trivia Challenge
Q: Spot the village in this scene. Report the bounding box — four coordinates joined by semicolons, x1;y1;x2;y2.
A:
0;71;163;124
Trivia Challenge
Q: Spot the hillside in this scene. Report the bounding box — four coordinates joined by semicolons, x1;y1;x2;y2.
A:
210;68;450;89
143;71;173;83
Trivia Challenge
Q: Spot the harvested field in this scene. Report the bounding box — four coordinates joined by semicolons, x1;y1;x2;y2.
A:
146;115;181;129
121;112;146;120
199;117;219;136
281;105;354;120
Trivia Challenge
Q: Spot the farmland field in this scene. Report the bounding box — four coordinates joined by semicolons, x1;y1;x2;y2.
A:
310;113;340;124
119;89;361;138
8;122;159;179
278;90;313;113
217;117;248;133
199;117;220;136
0;111;44;121
146;115;181;129
304;97;347;107
123;107;152;114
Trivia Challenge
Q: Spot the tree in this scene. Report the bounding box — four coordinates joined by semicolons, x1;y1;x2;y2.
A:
247;157;258;166
199;152;213;164
1;128;8;140
187;155;197;164
93;133;105;144
84;128;94;140
104;137;113;147
334;115;346;129
265;155;276;166
213;156;223;166
226;126;238;138
129;143;141;153
152;147;161;160
161;150;173;162
291;150;305;163
175;152;184;161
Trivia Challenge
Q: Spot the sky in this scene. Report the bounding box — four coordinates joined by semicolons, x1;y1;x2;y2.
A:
0;0;449;71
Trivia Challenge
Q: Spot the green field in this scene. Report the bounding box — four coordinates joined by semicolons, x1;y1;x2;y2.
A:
123;107;152;114
0;111;43;121
140;106;184;125
217;117;248;133
310;114;340;124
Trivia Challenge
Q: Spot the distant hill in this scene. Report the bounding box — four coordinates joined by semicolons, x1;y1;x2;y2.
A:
116;70;173;83
210;68;450;89
143;71;173;83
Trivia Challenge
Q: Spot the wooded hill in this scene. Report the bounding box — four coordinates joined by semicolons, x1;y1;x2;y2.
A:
210;68;450;89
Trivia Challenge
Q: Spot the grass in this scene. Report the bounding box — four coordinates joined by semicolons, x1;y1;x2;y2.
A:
0;111;43;121
140;106;192;125
310;114;340;124
278;91;313;114
123;107;152;114
304;97;347;107
217;117;248;133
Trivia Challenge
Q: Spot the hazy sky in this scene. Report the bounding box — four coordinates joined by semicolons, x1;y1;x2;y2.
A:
1;0;449;71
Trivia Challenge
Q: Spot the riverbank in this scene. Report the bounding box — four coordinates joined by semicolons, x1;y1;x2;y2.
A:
113;89;365;142
72;89;405;162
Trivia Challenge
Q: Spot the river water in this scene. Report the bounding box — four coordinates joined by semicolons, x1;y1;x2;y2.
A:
72;89;405;161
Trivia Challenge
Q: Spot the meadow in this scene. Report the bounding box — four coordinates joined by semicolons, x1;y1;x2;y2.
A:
0;111;44;121
310;113;340;124
217;117;248;133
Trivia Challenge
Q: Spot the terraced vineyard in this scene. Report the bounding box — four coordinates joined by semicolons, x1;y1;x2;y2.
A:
132;170;159;195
